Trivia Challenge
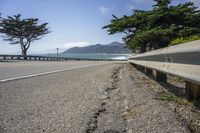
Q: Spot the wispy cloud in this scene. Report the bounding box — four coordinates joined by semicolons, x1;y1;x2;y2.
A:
31;41;91;54
135;0;150;3
98;6;113;15
191;0;200;8
63;41;91;49
125;0;154;11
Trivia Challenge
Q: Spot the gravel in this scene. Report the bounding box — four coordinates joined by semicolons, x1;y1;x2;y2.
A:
118;64;190;133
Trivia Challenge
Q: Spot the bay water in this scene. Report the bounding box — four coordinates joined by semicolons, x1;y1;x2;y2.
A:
45;53;132;60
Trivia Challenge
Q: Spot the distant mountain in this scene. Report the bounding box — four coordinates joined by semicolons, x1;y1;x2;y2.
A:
62;42;132;54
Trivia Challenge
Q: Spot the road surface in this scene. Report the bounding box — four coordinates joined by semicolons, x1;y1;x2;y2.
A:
0;61;191;133
0;61;111;82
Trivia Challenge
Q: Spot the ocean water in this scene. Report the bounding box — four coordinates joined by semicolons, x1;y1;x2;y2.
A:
46;53;132;60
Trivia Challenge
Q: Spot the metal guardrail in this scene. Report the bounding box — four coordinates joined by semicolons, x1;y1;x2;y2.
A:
0;54;75;61
0;54;116;61
128;40;200;100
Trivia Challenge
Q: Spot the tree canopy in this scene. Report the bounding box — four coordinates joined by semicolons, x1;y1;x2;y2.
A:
0;14;50;57
103;0;200;53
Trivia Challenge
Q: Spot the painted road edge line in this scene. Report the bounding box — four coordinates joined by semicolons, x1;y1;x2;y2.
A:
0;63;109;83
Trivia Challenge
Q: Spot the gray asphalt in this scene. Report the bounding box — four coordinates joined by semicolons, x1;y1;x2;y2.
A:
0;61;112;81
0;61;192;133
0;62;124;133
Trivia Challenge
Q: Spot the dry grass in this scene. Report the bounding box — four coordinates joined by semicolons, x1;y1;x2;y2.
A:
155;91;191;106
120;109;141;119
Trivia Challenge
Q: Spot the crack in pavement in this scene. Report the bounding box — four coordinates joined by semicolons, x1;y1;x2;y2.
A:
105;67;120;92
85;102;107;133
85;66;127;133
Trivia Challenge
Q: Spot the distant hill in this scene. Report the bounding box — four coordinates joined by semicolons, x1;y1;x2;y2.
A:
62;42;132;54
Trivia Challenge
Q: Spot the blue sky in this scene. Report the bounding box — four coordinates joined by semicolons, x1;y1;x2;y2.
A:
0;0;198;54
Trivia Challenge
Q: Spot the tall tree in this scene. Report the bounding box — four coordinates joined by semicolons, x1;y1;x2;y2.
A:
0;14;50;57
103;0;200;53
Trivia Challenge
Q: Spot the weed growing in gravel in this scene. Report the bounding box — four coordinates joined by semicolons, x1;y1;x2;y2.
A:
120;109;138;119
155;92;191;106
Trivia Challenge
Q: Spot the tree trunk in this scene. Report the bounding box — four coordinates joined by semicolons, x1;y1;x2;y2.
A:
22;50;27;60
140;44;147;53
20;38;30;60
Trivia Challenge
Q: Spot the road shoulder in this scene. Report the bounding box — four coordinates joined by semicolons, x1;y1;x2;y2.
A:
91;63;199;133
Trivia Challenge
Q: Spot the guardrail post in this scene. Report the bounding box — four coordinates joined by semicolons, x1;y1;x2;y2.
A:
156;71;167;82
139;66;145;72
145;68;153;75
186;81;200;100
132;63;137;68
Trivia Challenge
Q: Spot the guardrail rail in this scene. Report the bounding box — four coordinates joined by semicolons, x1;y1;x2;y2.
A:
0;55;115;61
128;40;200;100
0;55;75;61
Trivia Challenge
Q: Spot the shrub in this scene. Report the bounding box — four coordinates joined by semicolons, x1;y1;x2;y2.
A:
170;35;200;45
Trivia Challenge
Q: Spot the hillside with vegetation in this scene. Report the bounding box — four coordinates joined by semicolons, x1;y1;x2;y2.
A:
63;42;132;54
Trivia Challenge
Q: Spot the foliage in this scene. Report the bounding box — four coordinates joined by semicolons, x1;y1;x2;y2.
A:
103;0;200;53
0;14;50;57
170;35;200;45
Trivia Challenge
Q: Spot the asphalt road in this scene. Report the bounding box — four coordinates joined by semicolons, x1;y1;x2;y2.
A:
0;61;192;133
0;61;112;82
0;61;124;133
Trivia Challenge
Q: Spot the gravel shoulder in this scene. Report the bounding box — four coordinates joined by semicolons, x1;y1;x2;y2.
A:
117;64;200;133
118;64;190;133
90;63;194;133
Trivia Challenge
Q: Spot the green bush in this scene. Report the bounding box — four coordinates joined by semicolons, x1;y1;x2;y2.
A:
170;35;200;45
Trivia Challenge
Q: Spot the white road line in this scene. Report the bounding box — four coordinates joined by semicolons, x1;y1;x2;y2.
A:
0;63;109;83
